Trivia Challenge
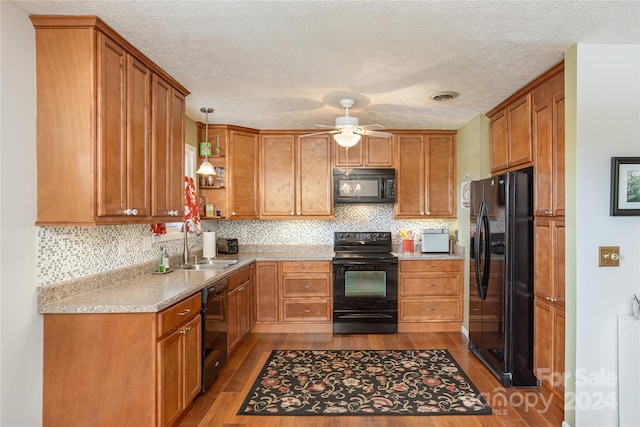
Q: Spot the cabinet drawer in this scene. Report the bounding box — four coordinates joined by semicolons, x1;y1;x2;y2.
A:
281;261;331;274
399;298;461;322
282;300;331;322
158;293;201;337
400;273;461;296
229;265;251;290
282;275;331;297
400;260;462;273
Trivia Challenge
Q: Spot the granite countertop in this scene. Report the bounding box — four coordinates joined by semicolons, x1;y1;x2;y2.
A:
38;246;463;315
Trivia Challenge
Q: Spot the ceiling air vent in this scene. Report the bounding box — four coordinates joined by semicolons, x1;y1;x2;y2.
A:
429;91;459;102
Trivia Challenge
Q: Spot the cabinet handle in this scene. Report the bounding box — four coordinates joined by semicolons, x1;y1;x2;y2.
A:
423;308;435;311
178;309;190;316
302;285;311;288
546;296;551;301
124;208;138;216
544;210;554;216
423;284;435;287
185;326;192;332
471;308;481;312
303;310;311;313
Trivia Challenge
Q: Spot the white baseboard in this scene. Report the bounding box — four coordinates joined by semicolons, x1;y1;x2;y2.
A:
461;325;469;338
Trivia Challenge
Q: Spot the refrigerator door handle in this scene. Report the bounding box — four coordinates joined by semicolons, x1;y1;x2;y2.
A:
474;202;485;299
480;208;492;299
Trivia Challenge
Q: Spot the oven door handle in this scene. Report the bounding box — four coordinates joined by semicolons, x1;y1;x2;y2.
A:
333;260;396;266
338;313;395;319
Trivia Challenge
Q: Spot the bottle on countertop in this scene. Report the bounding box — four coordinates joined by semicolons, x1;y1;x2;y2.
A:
158;247;169;272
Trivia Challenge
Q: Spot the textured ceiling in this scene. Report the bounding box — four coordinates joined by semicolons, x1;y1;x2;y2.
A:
12;0;640;130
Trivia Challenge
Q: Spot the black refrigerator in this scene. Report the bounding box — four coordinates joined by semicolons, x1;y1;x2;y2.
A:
468;168;537;387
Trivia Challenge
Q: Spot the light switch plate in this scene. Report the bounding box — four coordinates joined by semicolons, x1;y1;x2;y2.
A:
599;246;620;267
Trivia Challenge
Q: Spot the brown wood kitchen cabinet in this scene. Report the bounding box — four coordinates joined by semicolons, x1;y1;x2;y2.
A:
31;16;189;225
227;264;253;355
398;259;464;332
394;132;457;219
334;135;394;168
197;124;260;219
487;92;533;174
152;76;186;220
253;260;333;333
42;292;201;427
281;261;332;323
533;65;565;218
260;132;333;218
255;261;281;324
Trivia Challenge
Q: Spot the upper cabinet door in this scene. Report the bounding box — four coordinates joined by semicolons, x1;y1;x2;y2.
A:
97;35;128;217
228;130;259;219
260;134;296;217
394;134;425;218
425;135;456;218
533;71;565;217
297;135;333;217
96;43;152;219
334;136;393;168
125;55;152;217
151;76;184;219
489;93;533;174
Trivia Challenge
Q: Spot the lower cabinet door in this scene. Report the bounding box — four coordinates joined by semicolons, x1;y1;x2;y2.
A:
183;315;202;406
158;329;182;427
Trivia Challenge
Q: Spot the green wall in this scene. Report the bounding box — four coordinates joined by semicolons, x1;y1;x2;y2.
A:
452;113;490;330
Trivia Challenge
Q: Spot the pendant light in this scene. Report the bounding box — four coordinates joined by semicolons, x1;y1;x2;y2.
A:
196;107;216;176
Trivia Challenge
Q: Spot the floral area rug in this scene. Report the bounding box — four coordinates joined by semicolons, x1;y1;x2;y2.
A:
238;349;492;416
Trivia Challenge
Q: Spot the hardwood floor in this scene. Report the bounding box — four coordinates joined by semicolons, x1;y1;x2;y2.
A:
177;332;564;427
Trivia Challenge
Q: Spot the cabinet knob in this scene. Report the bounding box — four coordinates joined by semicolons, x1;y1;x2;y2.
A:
291;212;294;216
426;211;431;215
420;211;425;215
231;211;236;216
297;212;301;216
546;296;551;301
124;208;138;216
544;210;554;216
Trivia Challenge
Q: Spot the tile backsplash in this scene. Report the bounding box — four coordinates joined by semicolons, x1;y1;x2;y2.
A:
37;204;450;285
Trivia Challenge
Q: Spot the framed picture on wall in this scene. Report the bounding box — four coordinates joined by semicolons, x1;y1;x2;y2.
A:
610;157;640;216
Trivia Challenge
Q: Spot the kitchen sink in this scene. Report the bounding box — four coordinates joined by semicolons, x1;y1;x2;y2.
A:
177;259;240;271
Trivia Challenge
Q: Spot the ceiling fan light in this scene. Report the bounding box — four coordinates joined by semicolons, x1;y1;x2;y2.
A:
334;132;361;148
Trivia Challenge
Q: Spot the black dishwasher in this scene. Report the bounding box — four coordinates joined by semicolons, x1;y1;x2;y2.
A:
201;278;228;392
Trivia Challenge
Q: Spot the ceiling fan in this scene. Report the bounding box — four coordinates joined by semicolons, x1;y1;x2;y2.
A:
302;98;392;148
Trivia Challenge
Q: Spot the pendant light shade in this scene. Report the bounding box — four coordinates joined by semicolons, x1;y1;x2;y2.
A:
333;129;361;148
196;107;217;176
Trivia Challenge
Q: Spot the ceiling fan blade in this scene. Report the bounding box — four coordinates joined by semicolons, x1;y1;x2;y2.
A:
314;124;337;129
361;129;392;138
300;130;339;137
360;124;387;130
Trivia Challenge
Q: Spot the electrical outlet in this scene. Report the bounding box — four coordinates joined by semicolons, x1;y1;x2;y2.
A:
143;236;152;251
118;239;127;256
599;246;620;267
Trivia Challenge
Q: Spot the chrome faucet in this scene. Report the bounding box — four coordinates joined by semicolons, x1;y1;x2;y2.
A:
182;218;202;266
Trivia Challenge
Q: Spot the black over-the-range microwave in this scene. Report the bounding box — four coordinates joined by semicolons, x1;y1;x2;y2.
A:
333;168;396;204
